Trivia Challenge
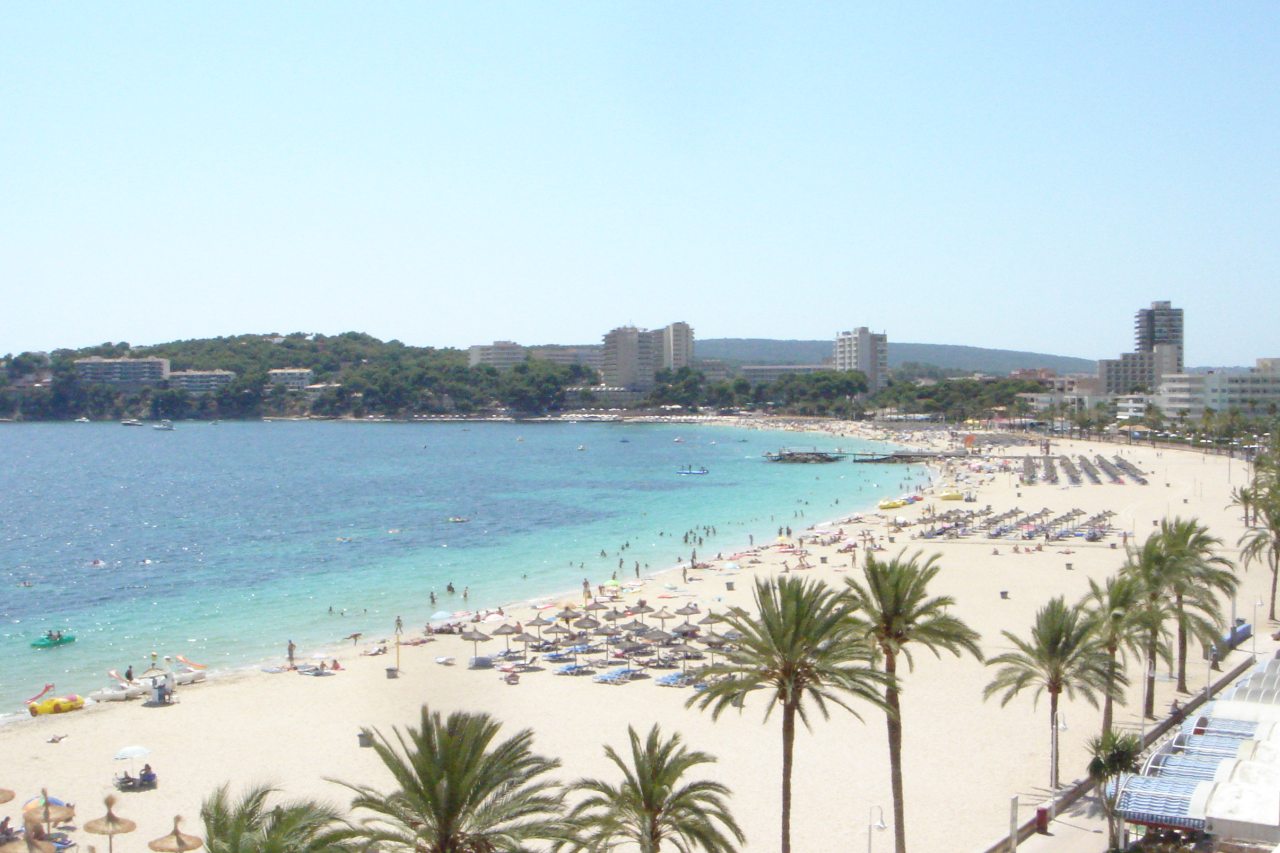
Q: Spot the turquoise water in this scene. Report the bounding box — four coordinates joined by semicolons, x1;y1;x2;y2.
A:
0;421;917;712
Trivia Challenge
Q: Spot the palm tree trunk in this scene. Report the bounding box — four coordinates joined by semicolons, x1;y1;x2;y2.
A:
884;652;906;853
1049;690;1060;789
1101;646;1116;736
1176;592;1189;693
1271;555;1278;622
781;700;796;853
1144;634;1157;719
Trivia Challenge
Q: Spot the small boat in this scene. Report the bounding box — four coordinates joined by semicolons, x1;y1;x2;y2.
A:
939;489;964;501
121;419;144;427
447;516;470;524
577;445;586;451
153;420;175;431
31;629;76;649
878;499;908;510
677;466;709;475
74;417;91;423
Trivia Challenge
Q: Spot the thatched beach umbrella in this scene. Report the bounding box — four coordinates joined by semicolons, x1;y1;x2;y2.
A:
490;623;518;654
85;796;137;853
513;632;541;664
650;607;676;626
572;616;600;632
671;621;699;637
675;603;701;617
23;791;73;836
698;611;723;626
701;631;727;666
526;614;553;641
602;608;624;623
148;816;202;852
458;629;492;663
0;819;54;853
630;603;654;621
619;619;647;634
583;600;609;612
644;628;673;644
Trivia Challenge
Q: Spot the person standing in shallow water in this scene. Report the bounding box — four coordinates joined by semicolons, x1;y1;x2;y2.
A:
287;639;296;668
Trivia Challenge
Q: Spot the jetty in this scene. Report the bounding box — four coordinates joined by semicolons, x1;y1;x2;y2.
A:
763;448;849;463
849;450;969;464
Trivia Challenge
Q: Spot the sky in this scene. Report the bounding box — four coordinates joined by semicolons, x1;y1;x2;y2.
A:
2;4;1277;366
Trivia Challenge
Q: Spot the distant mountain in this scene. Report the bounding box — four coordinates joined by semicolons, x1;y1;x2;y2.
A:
695;338;1097;375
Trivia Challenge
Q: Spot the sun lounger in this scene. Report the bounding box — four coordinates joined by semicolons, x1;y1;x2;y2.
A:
434;656;455;666
469;656;494;669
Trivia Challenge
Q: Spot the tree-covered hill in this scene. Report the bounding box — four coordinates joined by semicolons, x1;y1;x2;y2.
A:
696;338;1096;374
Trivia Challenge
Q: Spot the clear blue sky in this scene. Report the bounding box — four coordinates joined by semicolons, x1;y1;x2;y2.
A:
3;4;1276;366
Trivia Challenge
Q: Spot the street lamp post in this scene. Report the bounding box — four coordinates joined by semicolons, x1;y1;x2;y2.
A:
867;805;886;853
1255;598;1264;659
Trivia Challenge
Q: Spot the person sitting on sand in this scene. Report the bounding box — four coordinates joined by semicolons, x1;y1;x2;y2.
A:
0;816;13;841
140;764;156;785
331;659;341;670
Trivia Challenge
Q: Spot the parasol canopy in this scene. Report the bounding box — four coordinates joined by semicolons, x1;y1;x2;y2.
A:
85;795;137;853
572;616;600;631
458;629;492;663
583;600;609;612
490;623;518;653
23;791;74;828
674;603;701;616
0;820;54;853
698;612;723;626
649;607;676;624
672;621;699;636
114;745;151;762
0;788;12;805
148;816;203;852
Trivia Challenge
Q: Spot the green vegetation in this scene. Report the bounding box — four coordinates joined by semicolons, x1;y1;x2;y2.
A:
556;725;744;853
983;596;1117;789
336;706;564;852
685;575;889;853
0;333;594;420
844;550;982;853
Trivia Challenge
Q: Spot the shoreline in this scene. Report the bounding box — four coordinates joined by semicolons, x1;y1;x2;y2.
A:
1;424;1249;851
2;417;914;724
3;417;924;726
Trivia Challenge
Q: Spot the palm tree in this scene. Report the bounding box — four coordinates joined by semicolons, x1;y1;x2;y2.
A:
200;783;351;853
844;550;981;853
686;576;889;853
1079;575;1145;737
984;596;1116;789
1087;729;1144;852
1122;532;1182;719
335;705;562;853
1159;517;1236;692
1241;490;1280;621
555;724;744;853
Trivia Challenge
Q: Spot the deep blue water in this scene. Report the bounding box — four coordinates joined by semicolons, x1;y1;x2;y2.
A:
0;420;916;711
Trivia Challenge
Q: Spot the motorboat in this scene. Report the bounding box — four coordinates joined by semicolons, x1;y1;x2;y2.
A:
74;417;91;423
121;419;144;426
677;466;709;475
153;419;175;431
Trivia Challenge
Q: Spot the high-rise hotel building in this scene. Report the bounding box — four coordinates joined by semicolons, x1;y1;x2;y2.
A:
602;322;694;390
834;327;888;391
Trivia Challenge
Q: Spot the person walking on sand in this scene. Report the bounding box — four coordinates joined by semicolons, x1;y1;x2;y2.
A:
287;639;296;668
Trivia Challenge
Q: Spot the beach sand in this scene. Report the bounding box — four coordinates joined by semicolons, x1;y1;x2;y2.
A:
0;428;1260;852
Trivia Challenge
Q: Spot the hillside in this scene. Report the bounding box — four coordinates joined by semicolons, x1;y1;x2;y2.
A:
695;338;1096;375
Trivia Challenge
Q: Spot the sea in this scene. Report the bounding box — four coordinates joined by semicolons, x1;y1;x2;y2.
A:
0;420;921;714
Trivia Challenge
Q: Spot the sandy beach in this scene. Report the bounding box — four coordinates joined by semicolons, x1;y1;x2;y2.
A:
0;425;1260;852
